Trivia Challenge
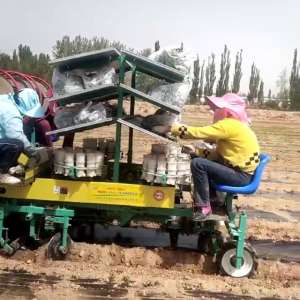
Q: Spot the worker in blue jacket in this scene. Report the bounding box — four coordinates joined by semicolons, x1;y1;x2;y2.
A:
0;88;45;184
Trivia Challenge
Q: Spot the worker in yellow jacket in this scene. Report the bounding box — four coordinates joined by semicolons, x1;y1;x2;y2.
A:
171;93;260;220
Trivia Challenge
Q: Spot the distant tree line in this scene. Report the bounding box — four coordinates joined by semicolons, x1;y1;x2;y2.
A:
0;36;299;110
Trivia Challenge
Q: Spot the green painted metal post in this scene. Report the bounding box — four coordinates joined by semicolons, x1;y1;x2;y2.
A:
61;216;69;249
235;211;247;268
31;128;36;145
225;194;235;223
113;55;126;182
127;67;136;164
0;207;5;247
29;218;36;239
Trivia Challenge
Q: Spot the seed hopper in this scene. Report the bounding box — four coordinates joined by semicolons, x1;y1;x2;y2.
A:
0;49;269;277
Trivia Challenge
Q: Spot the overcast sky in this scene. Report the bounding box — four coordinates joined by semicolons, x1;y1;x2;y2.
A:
0;0;299;93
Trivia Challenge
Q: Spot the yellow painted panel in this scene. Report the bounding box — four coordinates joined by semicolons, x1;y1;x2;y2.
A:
0;178;175;208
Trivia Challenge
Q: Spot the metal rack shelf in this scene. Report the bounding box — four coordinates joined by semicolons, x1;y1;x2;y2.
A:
50;48;121;68
119;84;181;114
49;84;125;106
117;118;176;144
46;118;115;136
121;50;185;83
47;48;184;181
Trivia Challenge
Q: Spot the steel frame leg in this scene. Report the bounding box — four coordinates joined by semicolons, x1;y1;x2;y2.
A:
225;193;247;269
235;212;247;268
0;206;14;255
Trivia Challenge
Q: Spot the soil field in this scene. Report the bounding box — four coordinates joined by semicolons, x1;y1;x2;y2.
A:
0;104;299;299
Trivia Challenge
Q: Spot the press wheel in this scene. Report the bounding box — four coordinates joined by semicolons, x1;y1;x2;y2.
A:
46;232;71;260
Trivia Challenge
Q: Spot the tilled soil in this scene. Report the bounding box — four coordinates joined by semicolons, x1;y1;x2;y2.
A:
0;105;299;299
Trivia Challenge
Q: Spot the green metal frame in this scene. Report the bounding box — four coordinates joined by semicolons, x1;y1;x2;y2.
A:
0;202;74;255
224;193;247;269
0;49;250;271
113;54;126;182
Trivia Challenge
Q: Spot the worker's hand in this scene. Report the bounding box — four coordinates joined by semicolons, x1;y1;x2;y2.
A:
152;125;172;135
181;144;196;155
24;146;42;163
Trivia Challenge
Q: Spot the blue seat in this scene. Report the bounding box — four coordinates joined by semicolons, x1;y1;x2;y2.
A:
213;153;270;195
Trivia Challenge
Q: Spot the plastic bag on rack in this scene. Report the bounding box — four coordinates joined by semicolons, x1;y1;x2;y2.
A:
52;65;117;96
148;46;196;110
74;101;107;124
54;104;84;128
149;82;191;108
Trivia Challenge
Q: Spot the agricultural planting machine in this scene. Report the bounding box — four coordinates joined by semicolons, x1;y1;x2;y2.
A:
0;49;269;277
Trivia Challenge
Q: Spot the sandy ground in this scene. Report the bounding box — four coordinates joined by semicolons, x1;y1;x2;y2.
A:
0;104;299;299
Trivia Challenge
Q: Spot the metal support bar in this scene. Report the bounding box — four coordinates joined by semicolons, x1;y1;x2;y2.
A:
128;67;136;164
235;211;247;269
225;193;235;223
29;218;36;239
0;206;14;255
113;55;126;182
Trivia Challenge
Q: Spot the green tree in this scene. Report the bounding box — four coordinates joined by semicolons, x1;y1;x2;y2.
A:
0;53;12;69
258;80;264;105
268;89;272;100
232;49;243;93
189;55;200;104
216;45;230;96
289;48;300;110
276;69;289;100
248;63;260;102
11;50;19;70
204;53;216;96
139;48;152;57
154;40;160;52
52;35;128;59
198;60;205;102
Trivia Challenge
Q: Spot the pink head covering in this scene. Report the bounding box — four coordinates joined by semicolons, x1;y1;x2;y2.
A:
206;93;250;125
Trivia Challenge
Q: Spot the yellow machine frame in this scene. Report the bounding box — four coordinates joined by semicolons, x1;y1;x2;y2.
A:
1;178;175;209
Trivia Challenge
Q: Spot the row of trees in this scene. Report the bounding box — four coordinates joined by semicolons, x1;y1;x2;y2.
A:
0;36;299;110
289;49;300;110
189;45;265;104
0;45;51;79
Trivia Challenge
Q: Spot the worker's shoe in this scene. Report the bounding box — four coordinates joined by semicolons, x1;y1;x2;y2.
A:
193;205;212;221
9;165;25;176
0;173;21;185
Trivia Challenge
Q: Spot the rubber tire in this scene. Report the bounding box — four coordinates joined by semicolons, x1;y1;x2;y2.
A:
46;232;71;260
218;244;257;278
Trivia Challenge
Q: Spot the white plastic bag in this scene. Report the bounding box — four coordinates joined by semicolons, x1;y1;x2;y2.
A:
74;101;107;124
148;46;196;110
52;65;117;96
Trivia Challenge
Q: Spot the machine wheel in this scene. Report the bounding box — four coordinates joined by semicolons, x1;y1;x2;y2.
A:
46;232;71;260
169;229;179;249
218;244;257;278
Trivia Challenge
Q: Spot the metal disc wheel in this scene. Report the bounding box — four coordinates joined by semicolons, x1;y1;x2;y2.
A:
219;247;256;278
46;232;71;260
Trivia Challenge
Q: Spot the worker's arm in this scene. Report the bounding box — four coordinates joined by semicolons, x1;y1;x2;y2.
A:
4;115;31;148
171;119;230;140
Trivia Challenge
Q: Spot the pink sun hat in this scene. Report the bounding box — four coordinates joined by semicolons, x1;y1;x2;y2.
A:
206;93;251;124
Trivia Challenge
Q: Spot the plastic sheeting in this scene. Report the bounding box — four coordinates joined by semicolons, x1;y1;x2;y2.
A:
148;46;196;110
54;101;107;128
52;65;117;96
